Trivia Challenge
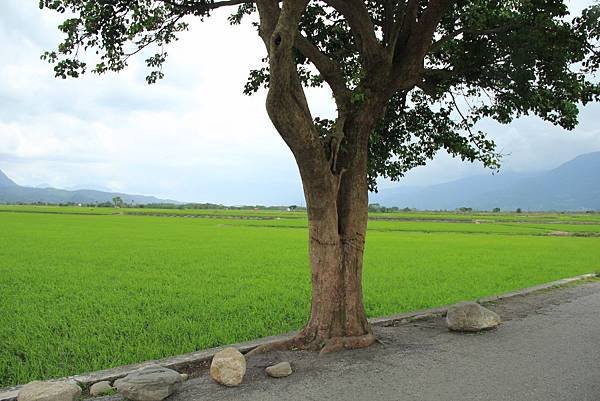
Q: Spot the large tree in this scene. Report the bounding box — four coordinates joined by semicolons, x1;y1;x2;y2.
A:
41;0;600;353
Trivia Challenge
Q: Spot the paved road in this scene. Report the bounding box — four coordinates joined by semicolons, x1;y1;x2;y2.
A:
103;281;600;401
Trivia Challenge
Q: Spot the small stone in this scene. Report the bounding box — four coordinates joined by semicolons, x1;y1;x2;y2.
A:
210;347;246;387
265;362;292;378
89;381;114;397
447;302;501;332
18;381;81;401
114;366;183;401
180;373;189;381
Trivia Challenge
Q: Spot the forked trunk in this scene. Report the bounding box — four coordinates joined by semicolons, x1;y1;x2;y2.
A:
291;121;376;353
249;0;452;356
246;114;380;356
248;163;375;356
251;3;381;351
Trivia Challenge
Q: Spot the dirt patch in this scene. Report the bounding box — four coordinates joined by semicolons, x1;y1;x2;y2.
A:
548;231;573;236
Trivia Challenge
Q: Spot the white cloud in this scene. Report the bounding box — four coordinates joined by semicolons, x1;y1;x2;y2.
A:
0;2;306;204
0;1;598;204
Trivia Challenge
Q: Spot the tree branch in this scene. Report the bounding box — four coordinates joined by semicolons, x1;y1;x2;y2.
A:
255;0;280;45
256;0;324;156
404;0;453;60
389;0;418;60
380;0;396;46
322;0;386;68
294;33;351;107
391;0;454;90
158;0;251;14
429;25;517;53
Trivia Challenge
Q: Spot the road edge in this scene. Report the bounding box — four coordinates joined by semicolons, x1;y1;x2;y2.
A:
1;272;597;401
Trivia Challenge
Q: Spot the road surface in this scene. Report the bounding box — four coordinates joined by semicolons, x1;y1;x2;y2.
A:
100;280;600;401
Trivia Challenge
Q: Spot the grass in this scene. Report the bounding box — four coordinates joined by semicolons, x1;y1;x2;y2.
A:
1;207;599;387
3;204;600;222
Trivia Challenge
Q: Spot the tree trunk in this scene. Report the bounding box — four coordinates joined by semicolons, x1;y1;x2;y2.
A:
246;105;381;356
251;0;451;355
297;199;373;352
251;0;381;354
290;119;376;353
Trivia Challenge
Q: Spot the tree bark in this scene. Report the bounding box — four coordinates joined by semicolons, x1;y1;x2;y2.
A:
248;107;379;355
247;0;453;355
250;0;384;354
297;172;372;352
271;108;380;354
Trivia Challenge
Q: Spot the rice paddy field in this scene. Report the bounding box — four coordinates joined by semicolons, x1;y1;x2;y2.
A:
1;205;600;387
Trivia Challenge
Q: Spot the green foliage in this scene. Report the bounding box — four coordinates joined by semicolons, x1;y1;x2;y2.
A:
40;1;600;190
574;3;600;73
38;0;195;83
235;1;600;189
368;203;400;213
367;0;600;189
1;207;600;386
368;91;500;189
112;196;124;207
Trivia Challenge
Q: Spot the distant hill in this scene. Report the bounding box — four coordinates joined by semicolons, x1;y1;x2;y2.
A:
0;170;179;205
371;151;600;211
0;169;18;188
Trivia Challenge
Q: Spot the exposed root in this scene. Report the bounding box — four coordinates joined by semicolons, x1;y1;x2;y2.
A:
319;333;377;355
246;332;377;358
246;338;302;357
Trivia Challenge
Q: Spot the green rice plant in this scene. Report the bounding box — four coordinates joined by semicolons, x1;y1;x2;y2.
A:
0;210;598;387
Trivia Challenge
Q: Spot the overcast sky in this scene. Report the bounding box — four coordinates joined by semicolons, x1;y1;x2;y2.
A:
1;1;599;205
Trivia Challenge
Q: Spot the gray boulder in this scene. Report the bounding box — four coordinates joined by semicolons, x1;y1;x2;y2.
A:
17;381;81;401
446;302;501;332
265;362;292;378
210;347;246;387
89;381;114;397
114;366;183;401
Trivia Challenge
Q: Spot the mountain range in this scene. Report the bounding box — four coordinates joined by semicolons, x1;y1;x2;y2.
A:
0;170;176;205
371;151;600;211
1;151;599;210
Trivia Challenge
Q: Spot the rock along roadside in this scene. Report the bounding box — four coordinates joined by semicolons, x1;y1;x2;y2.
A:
17;381;81;401
210;348;246;387
113;365;183;401
89;381;114;397
265;362;292;378
446;301;501;332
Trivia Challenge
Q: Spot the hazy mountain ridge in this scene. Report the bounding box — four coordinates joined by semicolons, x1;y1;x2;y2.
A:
0;172;178;205
2;151;599;210
0;170;18;188
371;151;600;211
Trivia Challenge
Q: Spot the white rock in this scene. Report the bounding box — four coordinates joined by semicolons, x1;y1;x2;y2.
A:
180;373;189;381
210;347;246;387
265;362;292;378
114;366;183;401
18;381;81;401
447;302;501;332
89;381;114;397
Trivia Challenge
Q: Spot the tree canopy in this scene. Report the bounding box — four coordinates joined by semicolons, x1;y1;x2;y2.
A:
40;0;600;190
